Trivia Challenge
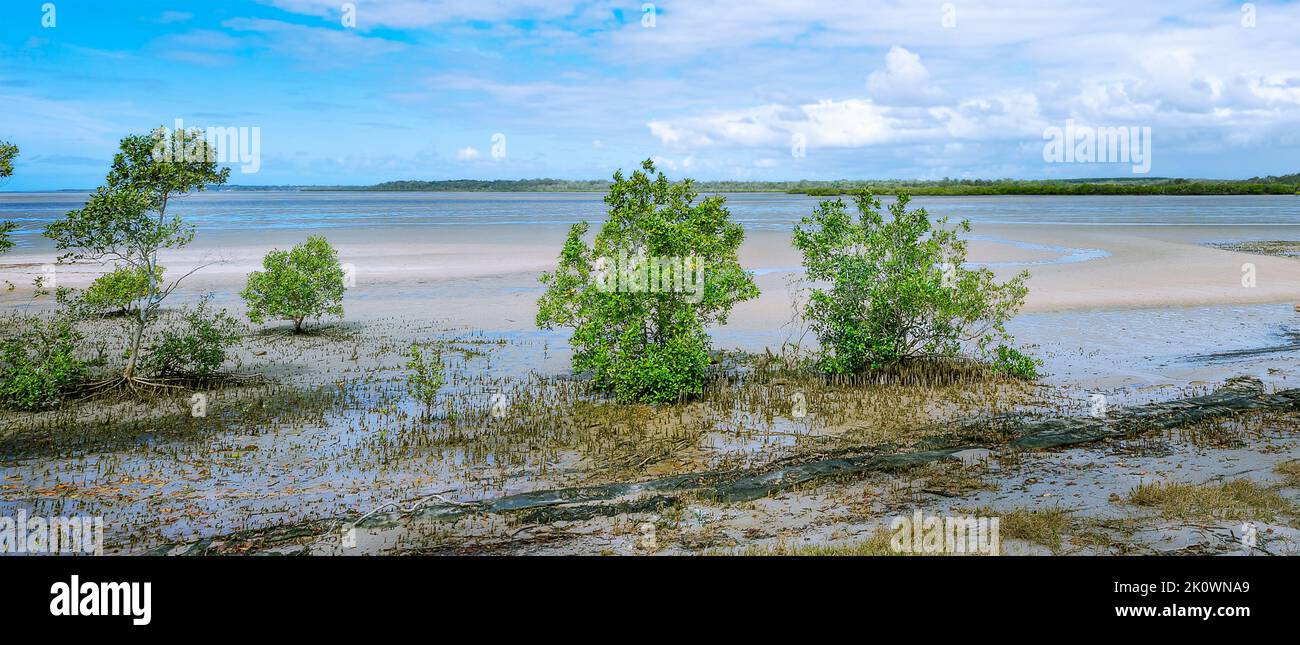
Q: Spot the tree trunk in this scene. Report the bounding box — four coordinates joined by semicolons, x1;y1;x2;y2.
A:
294;317;303;333
122;317;145;379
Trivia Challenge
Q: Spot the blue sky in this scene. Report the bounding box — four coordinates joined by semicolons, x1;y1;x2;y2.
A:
2;0;1300;189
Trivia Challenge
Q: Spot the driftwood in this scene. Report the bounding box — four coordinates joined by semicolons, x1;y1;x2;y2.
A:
366;376;1300;526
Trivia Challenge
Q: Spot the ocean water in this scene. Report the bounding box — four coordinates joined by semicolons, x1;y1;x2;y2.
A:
3;192;1300;250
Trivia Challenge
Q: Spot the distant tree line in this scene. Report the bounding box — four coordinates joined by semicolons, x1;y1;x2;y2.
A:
311;179;613;192
789;180;1300;196
271;175;1300;196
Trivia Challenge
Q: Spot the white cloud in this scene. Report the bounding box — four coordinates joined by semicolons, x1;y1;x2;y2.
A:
650;155;677;171
799;100;897;147
866;46;944;106
637;39;1051;158
648;98;919;152
456;146;482;160
646;120;696;146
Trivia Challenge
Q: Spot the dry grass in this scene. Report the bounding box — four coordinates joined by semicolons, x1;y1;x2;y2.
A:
1273;460;1300;488
1125;478;1297;523
969;505;1072;552
1001;507;1072;552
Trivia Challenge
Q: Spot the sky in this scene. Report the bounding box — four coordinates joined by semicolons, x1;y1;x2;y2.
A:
2;0;1300;189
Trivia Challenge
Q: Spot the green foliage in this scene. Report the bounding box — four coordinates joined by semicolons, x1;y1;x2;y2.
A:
82;265;165;315
991;344;1041;380
0;315;87;411
43;127;230;380
0;140;16;178
142;297;242;379
0;221;15;256
405;343;445;413
241;236;347;333
1;141;18;254
45;128;229;263
536;159;759;403
602;329;709;403
792;191;1032;375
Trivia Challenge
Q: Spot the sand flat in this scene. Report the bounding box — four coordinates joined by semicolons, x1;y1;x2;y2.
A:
5;222;1300;325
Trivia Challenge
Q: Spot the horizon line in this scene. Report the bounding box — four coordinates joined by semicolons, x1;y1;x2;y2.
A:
6;173;1300;194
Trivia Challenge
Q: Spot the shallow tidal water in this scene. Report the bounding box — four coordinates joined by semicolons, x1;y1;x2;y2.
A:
5;192;1300;248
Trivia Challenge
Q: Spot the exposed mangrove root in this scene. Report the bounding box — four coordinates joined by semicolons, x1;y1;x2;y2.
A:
368;376;1299;526
70;371;266;402
1005;376;1289;449
154;376;1300;555
146;521;333;556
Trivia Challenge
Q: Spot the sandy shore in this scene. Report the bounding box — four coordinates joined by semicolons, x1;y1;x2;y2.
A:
4;222;1300;329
